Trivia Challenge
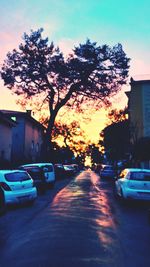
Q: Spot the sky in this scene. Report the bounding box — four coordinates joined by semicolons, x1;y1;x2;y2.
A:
0;0;150;142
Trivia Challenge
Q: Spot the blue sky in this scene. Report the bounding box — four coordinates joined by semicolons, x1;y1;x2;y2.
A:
0;0;150;139
0;0;150;77
0;0;150;75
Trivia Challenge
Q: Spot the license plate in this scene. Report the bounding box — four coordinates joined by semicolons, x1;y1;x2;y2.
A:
18;196;29;202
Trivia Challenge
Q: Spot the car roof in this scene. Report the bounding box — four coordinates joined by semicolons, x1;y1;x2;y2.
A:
102;164;113;167
20;165;41;169
103;165;113;168
124;168;150;172
0;169;27;174
21;163;53;167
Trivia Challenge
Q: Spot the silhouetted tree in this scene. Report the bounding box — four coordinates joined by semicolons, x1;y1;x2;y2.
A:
52;120;87;155
107;107;128;124
50;142;74;164
101;120;130;162
1;28;130;158
87;144;103;164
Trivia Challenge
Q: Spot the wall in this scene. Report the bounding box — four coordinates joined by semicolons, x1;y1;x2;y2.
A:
0;123;12;161
24;120;43;162
142;82;150;136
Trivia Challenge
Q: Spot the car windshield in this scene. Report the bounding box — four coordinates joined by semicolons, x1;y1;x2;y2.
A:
130;172;150;181
5;172;31;182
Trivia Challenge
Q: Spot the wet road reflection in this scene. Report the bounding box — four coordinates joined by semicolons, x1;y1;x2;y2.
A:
0;170;123;267
48;170;122;266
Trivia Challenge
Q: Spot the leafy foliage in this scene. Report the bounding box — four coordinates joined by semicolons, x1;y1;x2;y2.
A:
1;28;130;154
87;144;103;164
52;121;87;154
107;107;128;124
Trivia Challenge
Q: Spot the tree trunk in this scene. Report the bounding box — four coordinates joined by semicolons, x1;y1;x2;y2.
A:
41;110;58;162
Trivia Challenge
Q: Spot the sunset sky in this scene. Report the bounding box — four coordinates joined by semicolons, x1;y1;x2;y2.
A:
0;0;150;142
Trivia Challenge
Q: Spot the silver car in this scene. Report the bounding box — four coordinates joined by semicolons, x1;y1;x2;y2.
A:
115;168;150;201
0;170;37;205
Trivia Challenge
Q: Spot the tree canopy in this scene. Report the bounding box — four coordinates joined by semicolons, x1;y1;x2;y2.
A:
101;120;130;161
1;28;130;157
107;107;128;124
52;120;86;153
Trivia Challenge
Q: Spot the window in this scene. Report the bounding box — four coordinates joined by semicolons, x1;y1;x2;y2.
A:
31;140;34;150
42;165;53;172
1;150;5;159
130;172;150;181
36;143;39;152
5;172;31;181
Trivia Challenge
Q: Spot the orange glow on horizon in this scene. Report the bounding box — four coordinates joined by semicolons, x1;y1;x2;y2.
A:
0;78;128;146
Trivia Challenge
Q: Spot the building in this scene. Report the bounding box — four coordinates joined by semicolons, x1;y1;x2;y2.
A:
0;111;16;166
126;77;150;143
0;110;45;166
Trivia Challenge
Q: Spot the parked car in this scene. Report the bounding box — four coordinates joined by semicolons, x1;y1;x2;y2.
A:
0;170;37;205
71;164;79;173
63;164;76;176
100;165;116;179
18;165;46;194
54;164;65;180
115;168;150;201
20;163;55;188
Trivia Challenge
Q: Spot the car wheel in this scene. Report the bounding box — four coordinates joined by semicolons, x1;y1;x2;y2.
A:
119;188;129;205
120;188;124;199
0;191;6;215
114;185;119;199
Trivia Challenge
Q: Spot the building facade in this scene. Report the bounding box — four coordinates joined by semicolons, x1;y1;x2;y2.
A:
126;78;150;143
0;111;16;165
0;110;45;166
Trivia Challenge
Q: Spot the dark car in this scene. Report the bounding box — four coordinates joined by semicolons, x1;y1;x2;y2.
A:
19;163;55;188
18;166;46;194
100;165;116;179
54;164;65;180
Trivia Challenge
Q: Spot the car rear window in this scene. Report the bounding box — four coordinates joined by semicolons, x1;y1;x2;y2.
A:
42;165;53;172
24;168;43;180
130;172;150;181
5;172;31;182
103;166;113;170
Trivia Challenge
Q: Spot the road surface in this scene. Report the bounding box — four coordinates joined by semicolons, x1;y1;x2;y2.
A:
0;170;150;267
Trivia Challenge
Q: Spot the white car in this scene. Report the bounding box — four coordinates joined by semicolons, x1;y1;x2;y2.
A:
0;170;37;205
115;168;150;201
20;163;55;187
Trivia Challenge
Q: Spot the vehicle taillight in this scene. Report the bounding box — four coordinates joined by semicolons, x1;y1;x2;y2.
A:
0;182;11;191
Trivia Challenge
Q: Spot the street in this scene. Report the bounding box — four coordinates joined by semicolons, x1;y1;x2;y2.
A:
0;170;150;267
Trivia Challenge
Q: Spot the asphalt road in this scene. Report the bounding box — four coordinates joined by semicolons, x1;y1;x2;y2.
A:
0;170;150;267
